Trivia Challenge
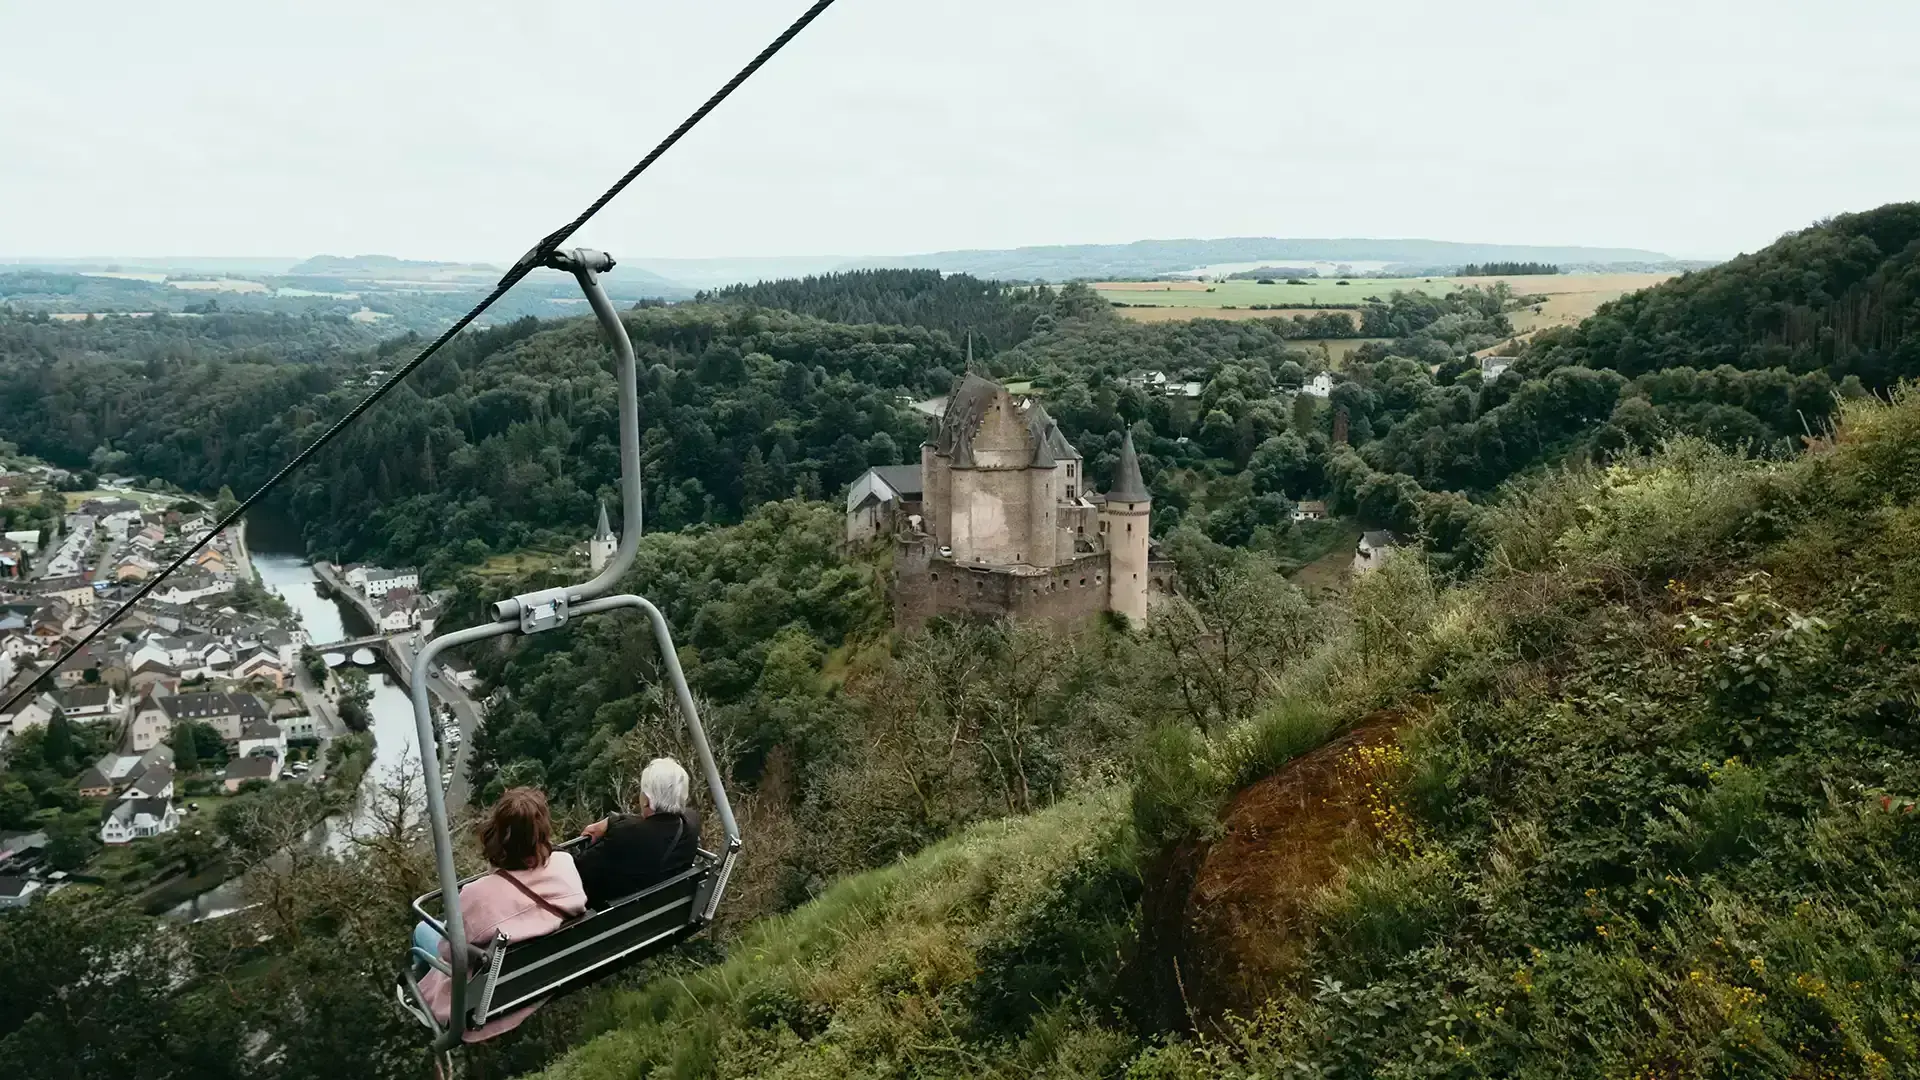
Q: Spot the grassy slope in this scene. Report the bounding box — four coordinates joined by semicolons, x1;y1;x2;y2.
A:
1135;396;1920;1078
536;789;1137;1080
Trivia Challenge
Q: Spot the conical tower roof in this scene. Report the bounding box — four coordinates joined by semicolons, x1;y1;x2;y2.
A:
594;500;613;541
1107;430;1150;503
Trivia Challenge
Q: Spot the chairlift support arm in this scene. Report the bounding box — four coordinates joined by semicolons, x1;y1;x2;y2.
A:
407;251;741;1052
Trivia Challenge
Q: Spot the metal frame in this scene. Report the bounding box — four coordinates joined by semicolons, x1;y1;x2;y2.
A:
400;249;742;1051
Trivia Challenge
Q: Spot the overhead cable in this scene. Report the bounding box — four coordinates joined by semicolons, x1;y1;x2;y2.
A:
1;0;840;714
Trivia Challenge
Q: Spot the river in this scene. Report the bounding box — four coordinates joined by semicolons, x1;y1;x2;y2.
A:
164;523;426;921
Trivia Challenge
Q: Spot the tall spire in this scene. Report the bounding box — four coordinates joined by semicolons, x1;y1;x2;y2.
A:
964;330;977;374
1107;430;1149;503
594;500;613;541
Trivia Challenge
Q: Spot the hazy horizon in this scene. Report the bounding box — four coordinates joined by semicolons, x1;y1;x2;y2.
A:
5;0;1915;264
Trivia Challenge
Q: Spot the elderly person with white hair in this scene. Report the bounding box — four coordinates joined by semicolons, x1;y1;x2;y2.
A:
574;757;703;909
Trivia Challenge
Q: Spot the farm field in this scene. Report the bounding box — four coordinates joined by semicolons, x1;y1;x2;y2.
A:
1096;271;1677;323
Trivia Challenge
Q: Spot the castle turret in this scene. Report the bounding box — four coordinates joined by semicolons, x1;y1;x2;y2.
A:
589;501;617;574
1101;430;1151;624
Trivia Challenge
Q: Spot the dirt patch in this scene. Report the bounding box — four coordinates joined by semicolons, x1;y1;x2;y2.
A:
1177;712;1408;1023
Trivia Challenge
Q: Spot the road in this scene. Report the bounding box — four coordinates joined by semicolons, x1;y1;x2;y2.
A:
384;631;486;812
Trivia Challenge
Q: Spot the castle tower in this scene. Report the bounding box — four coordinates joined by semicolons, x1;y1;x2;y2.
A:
1100;430;1151;624
589;501;618;574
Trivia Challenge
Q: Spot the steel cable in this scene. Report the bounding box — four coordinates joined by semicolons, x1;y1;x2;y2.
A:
2;0;840;713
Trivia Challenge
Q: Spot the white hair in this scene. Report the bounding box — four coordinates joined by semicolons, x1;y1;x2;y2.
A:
639;757;690;816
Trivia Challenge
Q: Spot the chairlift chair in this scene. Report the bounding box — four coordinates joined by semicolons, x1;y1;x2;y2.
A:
393;249;741;1051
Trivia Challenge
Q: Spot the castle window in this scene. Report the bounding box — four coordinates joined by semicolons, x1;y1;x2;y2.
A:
1127;522;1133;534
1079;577;1087;586
1096;574;1103;584
930;573;938;581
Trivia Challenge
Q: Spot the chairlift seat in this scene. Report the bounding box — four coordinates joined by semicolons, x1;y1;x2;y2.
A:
398;847;726;1036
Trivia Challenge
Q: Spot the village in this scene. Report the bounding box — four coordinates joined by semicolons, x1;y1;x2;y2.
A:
0;458;439;910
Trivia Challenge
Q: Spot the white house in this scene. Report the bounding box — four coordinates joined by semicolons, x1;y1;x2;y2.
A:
1291;500;1329;522
152;576;235;607
100;510;144;541
236;718;286;762
1302;372;1335;399
1353;530;1403;575
0;876;42;909
3;530;42;555
160;691;254;742
7;694;55;735
128;695;172;752
51;685;122;725
99;797;178;844
1481;355;1513;380
356;567;419;599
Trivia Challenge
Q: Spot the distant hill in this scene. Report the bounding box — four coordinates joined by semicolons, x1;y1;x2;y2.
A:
625;238;1675;288
286;254;501;277
854;237;1675;281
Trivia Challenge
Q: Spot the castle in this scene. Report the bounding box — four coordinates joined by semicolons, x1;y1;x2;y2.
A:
848;374;1171;628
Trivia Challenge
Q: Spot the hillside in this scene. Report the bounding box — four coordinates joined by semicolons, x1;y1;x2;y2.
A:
528;387;1920;1080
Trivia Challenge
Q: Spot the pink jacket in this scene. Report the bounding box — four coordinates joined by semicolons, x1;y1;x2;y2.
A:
421;850;588;1043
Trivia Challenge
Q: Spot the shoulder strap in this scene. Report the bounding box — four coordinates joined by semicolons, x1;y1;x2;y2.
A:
659;815;686;878
494;868;571;921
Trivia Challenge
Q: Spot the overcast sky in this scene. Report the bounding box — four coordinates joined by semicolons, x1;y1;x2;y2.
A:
4;0;1915;263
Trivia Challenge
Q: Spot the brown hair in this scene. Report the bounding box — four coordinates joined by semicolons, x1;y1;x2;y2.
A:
479;786;552;871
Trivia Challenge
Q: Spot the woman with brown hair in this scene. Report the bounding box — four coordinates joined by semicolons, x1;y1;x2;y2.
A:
415;786;587;1043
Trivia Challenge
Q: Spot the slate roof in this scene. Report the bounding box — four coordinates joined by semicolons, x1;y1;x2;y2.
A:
75;766;113;792
869;464;923;498
1361;530;1402;549
1107;430;1150;503
225;756;279;781
931;375;1080;470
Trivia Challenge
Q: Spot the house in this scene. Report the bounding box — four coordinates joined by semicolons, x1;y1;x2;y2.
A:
128;657;180;698
159;690;254;742
222;754;280;792
0;876;41;909
115;556;156;582
51;685;122;725
128;694;173;752
233;649;288;689
1480;354;1513;380
0;538;21;580
151;574;234;607
236;719;286;762
109;745;174;793
99;797;178;844
271;697;316;739
2;530;41;555
1301;372;1335;399
1291;500;1329;522
7;694;55;735
99;509;144;542
352;566;419;599
75;765;115;799
844;464;925;543
122;764;174;801
1353;530;1403;575
130;524;166;551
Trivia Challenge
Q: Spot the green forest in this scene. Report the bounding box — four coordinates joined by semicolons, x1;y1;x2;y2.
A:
4;203;1920;1079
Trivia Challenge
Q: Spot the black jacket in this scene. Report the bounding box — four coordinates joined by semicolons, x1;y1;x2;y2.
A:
574;807;702;909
